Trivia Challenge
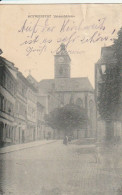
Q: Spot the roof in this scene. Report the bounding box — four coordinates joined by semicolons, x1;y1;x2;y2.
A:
27;74;38;84
55;43;71;61
0;56;18;71
17;72;38;92
97;45;117;65
39;77;94;93
0;56;17;82
27;74;39;90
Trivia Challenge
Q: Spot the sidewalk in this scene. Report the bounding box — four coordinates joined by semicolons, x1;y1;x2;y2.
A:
0;140;57;154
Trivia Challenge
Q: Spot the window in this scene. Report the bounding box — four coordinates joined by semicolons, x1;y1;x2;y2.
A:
3;98;6;112
89;100;94;117
7;101;10;114
59;67;63;75
59;93;64;104
22;85;25;95
2;73;5;87
6;125;10;138
75;81;79;88
76;98;83;107
1;96;4;111
0;94;3;110
101;64;106;74
0;123;3;139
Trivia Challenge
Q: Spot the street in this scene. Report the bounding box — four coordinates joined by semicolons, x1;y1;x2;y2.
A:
0;141;122;195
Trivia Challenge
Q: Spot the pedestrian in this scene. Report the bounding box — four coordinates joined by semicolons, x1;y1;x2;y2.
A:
68;135;72;143
66;136;68;145
63;136;68;145
94;142;101;163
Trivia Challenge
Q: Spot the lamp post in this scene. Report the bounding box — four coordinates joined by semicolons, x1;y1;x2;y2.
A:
101;64;106;74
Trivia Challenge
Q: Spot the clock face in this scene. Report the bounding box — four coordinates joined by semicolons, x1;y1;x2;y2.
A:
58;57;64;63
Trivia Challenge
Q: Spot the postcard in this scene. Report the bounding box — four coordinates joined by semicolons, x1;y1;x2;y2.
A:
0;4;122;195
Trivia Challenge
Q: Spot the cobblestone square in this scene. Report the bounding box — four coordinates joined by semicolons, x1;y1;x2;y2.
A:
0;141;122;195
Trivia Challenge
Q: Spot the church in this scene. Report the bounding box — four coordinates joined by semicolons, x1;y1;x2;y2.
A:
38;43;96;139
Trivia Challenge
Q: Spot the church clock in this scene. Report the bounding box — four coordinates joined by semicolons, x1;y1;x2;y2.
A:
58;57;64;63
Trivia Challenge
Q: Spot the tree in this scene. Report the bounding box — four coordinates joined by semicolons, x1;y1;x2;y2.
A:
97;27;122;142
113;27;122;64
44;104;88;136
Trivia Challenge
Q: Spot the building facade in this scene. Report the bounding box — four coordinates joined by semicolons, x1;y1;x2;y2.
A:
0;56;46;147
0;57;17;147
14;72;28;144
26;82;38;142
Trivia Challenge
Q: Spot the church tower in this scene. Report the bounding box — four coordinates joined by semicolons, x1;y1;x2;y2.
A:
54;43;71;78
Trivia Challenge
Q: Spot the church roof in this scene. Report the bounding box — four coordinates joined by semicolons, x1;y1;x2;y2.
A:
39;77;93;93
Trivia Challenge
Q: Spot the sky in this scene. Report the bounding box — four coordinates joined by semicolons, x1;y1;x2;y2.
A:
0;4;121;87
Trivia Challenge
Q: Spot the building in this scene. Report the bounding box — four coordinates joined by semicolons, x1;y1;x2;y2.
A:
0;57;17;147
95;45;122;141
26;80;38;142
36;101;45;140
0;56;46;147
27;75;51;140
39;43;96;139
14;71;28;144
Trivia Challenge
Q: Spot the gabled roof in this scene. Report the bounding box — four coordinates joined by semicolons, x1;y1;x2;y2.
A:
27;74;38;85
17;72;38;92
39;77;93;93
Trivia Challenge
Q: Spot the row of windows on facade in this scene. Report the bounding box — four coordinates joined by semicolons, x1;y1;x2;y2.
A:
0;124;25;141
49;94;84;106
1;71;36;104
56;95;94;109
37;110;44;121
18;80;27;98
18;81;37;103
1;72;16;96
0;94;14;115
15;101;42;120
0;94;40;120
28;89;37;103
16;103;44;120
15;101;26;117
28;106;36;119
2;124;14;139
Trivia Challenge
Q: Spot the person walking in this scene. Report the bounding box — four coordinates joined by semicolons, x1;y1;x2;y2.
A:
63;136;68;145
94;142;101;163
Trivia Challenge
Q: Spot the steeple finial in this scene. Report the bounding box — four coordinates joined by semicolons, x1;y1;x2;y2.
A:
60;43;66;50
29;69;31;75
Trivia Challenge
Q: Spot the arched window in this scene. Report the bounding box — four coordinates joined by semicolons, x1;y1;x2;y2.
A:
89;100;94;115
59;67;63;75
76;98;83;107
